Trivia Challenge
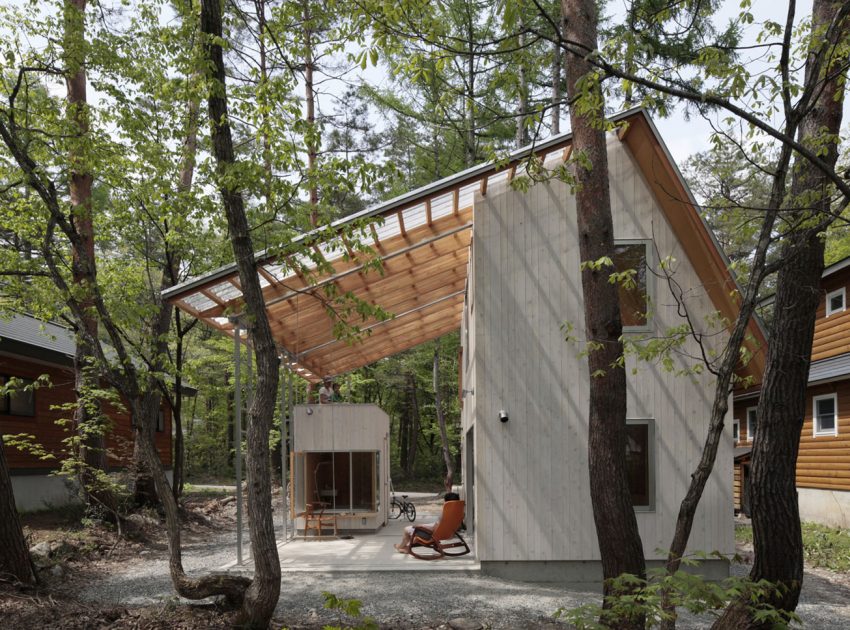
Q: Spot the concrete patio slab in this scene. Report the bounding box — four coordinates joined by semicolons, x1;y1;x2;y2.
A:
221;492;479;573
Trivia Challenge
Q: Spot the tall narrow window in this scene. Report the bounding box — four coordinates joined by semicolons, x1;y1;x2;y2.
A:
625;419;655;510
733;419;740;443
613;241;650;330
813;394;838;437
826;288;846;317
746;407;757;441
156;410;165;433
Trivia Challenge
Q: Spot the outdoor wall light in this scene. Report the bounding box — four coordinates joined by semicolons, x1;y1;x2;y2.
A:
462;388;474;398
499;409;509;423
306;407;314;415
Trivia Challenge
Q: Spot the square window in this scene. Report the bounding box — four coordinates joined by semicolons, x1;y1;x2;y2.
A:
613;241;651;330
1;376;35;416
625;419;655;510
826;288;846;317
813;394;838;437
747;407;757;441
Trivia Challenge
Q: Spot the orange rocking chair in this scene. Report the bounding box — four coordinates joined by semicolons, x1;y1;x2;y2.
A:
409;500;470;560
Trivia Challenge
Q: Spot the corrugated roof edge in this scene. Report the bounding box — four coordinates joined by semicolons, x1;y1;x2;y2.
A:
162;106;648;300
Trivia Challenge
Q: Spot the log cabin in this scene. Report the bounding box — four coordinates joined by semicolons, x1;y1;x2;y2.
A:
733;256;850;528
163;108;765;581
0;312;173;511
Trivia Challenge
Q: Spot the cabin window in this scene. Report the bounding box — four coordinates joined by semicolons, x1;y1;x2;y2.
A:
626;419;655;511
826;288;846;317
746;407;757;441
613;240;651;331
0;376;35;417
156;410;165;433
813;394;838;437
293;450;380;514
732;419;740;442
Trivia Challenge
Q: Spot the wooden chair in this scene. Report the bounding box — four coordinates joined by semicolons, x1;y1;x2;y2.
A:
303;502;338;539
409;500;470;560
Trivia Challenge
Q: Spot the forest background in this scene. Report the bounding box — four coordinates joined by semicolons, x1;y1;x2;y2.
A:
0;0;848;494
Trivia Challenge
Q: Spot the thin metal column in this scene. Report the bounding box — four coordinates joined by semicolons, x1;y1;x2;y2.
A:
279;354;288;538
233;324;243;565
287;360;295;540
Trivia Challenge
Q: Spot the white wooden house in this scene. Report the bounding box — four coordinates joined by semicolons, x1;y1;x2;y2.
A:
163;108;764;580
290;403;389;532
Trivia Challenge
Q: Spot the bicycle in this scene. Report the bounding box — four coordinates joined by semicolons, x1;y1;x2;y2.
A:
389;483;416;521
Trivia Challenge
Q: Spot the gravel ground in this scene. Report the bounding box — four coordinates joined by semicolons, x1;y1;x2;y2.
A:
63;523;850;629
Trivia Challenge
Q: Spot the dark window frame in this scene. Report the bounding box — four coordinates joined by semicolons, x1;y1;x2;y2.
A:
613;239;653;332
0;375;36;417
626;418;656;511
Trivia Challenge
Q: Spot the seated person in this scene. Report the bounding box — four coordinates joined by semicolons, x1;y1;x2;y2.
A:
318;378;333;404
394;492;460;553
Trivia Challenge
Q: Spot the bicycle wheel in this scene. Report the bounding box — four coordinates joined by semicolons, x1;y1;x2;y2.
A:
390;499;403;519
405;502;416;522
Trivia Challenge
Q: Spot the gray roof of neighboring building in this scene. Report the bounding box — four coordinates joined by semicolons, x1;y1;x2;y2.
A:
809;353;850;384
0;312;76;364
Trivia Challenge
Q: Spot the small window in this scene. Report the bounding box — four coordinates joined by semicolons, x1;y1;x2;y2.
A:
156;410;165;433
746;407;757;441
813;394;838;437
625;419;655;511
613;241;651;330
732;419;740;442
0;376;35;417
826;288;846;317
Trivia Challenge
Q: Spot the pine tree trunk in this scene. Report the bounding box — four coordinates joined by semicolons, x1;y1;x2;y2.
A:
433;342;454;492
201;1;281;625
714;4;848;626
0;434;37;586
64;0;117;516
562;0;645;625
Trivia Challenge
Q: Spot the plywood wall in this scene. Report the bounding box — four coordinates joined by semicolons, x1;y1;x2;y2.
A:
467;135;734;562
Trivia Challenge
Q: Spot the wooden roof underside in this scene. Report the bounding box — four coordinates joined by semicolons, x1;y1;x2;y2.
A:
164;108;766;385
164;133;578;382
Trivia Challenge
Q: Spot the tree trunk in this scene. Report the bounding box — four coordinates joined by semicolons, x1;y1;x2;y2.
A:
714;3;848;626
551;10;563;135
201;1;282;626
562;0;645;626
0;434;37;586
64;0;117;516
172;328;185;500
132;401;250;604
303;0;319;227
433;341;454;492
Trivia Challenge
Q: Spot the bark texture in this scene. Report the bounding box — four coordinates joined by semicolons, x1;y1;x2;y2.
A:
562;0;645;625
64;0;117;515
433;342;454;492
201;0;282;626
714;2;848;627
0;435;37;586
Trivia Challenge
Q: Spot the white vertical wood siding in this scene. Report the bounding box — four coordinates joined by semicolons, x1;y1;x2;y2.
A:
292;403;390;527
469;135;734;562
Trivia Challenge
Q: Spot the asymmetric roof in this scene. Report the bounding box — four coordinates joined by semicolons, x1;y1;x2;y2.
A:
163;108;767;383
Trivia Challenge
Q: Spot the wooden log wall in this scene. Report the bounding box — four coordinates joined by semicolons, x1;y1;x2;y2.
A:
0;355;172;472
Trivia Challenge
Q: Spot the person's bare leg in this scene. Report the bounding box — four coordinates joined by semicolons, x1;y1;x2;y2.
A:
395;528;412;553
